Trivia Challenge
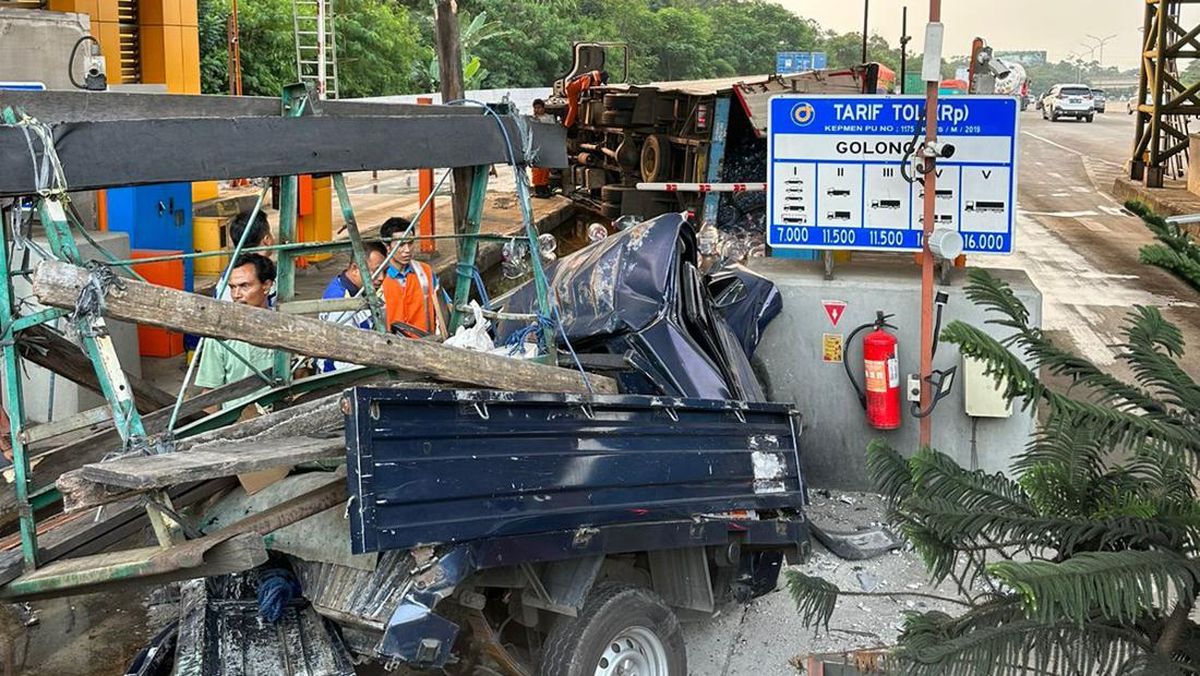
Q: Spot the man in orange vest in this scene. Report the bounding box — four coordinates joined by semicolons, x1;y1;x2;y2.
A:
563;70;609;129
530;98;554;198
379;217;444;338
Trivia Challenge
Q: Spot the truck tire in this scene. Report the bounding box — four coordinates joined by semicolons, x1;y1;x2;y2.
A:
604;93;638;111
640;134;673;183
539;583;687;676
600;110;634;127
600;184;633;203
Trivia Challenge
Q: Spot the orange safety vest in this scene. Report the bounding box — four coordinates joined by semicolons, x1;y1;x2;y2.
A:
382;261;440;336
564;70;603;128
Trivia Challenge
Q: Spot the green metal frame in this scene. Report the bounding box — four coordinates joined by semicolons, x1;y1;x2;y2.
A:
0;86;557;585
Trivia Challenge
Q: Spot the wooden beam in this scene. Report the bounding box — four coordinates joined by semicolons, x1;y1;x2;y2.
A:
16;324;176;412
78;436;344;490
0;376;263;525
56;390;349;512
278;296;368;316
3;478;343;600
0;479;234;587
32;261;616;395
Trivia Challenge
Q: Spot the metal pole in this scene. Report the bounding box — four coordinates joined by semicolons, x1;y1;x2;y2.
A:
316;0;327;100
919;0;941;449
862;0;870;63
899;6;909;91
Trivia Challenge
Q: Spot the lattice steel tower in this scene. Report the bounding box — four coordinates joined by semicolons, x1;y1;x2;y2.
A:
1131;0;1196;187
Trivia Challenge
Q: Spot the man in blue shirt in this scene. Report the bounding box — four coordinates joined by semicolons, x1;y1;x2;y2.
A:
317;242;388;372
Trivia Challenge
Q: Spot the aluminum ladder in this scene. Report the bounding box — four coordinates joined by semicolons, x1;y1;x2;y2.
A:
291;0;339;99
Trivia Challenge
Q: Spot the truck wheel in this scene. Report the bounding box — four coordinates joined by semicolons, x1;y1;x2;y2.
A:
539;583;687;676
600;110;633;127
604;93;638;111
1086;114;1095;123
640;134;673;183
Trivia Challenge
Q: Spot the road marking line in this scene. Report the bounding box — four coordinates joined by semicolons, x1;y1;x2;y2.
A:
1048;171;1065;179
1080;218;1111;232
1021;131;1124;168
1099;205;1127;216
1018;209;1100;217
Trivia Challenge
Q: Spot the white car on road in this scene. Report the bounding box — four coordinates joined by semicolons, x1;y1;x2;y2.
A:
1041;84;1095;123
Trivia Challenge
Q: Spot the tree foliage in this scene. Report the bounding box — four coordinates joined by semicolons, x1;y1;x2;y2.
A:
1128;201;1200;292
198;0;427;96
789;269;1200;676
198;0;923;97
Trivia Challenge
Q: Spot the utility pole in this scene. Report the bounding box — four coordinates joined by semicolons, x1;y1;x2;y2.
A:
434;0;472;235
918;0;942;449
899;6;909;92
227;0;242;96
862;0;870;63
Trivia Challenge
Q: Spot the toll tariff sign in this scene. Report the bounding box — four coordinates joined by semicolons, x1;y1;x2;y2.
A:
767;95;1019;254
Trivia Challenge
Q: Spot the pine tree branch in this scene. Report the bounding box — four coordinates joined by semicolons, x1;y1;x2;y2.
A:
988;551;1200;625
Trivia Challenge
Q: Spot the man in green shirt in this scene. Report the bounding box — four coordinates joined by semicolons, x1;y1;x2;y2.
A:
195;253;277;390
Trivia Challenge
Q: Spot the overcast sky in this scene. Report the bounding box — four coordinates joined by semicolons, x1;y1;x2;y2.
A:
779;1;1149;70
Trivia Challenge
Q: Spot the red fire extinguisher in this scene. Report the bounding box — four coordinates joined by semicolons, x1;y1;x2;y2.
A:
845;311;902;430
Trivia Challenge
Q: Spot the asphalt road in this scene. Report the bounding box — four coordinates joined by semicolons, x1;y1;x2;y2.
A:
989;109;1200;381
682;107;1200;675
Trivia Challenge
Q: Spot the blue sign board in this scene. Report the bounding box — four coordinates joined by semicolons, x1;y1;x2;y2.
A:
767;95;1019;254
776;52;827;74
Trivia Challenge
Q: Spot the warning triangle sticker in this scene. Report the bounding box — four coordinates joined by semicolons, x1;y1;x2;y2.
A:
822;300;847;326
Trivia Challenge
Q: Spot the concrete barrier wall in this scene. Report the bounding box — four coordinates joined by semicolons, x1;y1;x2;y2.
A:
0;8;91;90
750;258;1042;490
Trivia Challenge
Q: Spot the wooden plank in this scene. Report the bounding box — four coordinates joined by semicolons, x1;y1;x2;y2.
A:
32;261;617;395
0;533;267;601
0;479;235;587
78;436;344;490
2;479;341;600
55;391;348;512
20;404;113;446
16;324;176;412
278;297;368;315
0;376;264;526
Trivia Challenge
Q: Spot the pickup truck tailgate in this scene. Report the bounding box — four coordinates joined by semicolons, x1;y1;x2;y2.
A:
344;388;804;555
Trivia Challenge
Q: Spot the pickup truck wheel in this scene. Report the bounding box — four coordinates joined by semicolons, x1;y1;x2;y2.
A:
539;583;686;676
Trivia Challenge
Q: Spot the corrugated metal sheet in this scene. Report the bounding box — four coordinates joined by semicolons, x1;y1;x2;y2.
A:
173;579;356;676
345;388;803;555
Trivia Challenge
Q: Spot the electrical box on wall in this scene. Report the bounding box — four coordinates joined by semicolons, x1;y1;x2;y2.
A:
962;355;1013;418
105;182;194;291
